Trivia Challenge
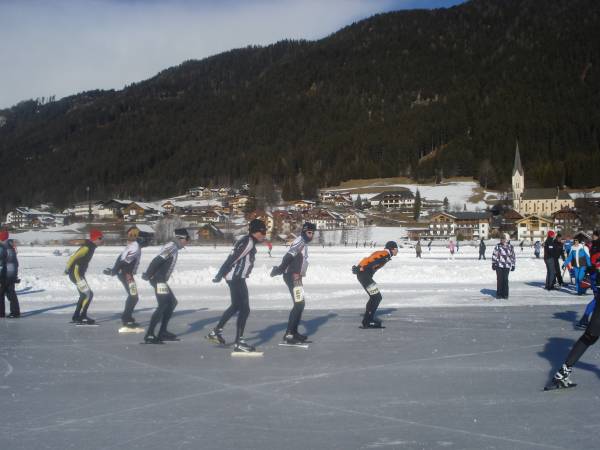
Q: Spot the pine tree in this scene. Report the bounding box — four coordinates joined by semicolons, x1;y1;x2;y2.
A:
413;189;422;220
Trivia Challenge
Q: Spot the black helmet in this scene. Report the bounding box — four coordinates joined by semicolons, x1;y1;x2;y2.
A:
249;218;267;234
301;222;316;242
174;228;190;241
302;222;316;232
385;241;398;251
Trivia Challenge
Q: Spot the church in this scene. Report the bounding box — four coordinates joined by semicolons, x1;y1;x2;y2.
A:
511;142;574;217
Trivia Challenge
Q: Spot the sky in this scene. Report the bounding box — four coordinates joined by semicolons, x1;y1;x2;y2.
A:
0;0;466;109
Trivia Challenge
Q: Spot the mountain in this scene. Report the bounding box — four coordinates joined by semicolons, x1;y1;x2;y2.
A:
1;0;599;213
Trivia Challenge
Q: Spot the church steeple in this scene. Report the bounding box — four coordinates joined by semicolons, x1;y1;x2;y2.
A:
513;141;524;177
512;140;524;201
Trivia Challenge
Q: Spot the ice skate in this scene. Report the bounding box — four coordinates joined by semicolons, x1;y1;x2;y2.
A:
206;328;226;345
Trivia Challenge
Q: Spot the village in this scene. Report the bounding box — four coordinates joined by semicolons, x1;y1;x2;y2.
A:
2;146;599;245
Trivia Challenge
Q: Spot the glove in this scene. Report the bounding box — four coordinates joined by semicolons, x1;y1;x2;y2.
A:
511;266;515;272
351;265;359;274
14;278;21;284
141;272;150;281
492;264;498;271
103;268;115;276
212;275;222;283
270;266;283;277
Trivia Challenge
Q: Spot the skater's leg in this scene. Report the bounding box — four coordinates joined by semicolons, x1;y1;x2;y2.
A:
6;282;20;316
119;274;139;324
503;268;510;299
71;274;92;320
234;280;250;342
359;273;382;325
216;280;241;330
147;283;169;337
554;259;563;285
158;290;177;336
284;273;305;335
545;259;555;290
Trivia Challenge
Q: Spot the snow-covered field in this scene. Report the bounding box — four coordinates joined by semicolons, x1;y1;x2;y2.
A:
16;243;592;314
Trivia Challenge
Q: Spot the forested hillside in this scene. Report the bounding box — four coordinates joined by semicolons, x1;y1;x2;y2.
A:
1;0;599;212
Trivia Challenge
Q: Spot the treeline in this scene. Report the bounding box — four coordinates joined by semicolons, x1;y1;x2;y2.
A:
0;0;599;213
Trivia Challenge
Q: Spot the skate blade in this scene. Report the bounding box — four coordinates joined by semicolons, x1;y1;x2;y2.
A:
75;323;99;327
278;342;309;349
231;351;263;357
118;327;145;334
359;326;386;329
544;383;577;391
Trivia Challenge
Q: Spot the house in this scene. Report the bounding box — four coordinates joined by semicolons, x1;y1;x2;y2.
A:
96;199;130;219
516;215;554;241
122;202;164;222
344;211;367;228
196;223;225;241
552;208;582;232
406;227;430;241
161;201;178;214
5;207;63;228
370;189;415;209
272;210;297;235
512;142;575;216
188;186;210;198
428;211;492;240
293;200;316;211
230;195;250;213
306;209;343;231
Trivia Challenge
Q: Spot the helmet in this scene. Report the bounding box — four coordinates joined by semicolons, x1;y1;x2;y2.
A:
301;222;316;242
249;218;267;234
174;228;190;241
385;241;398;251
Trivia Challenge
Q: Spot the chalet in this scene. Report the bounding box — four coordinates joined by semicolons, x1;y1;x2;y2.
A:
5;207;64;228
428;211;491;240
370;189;415;209
230;195;250;212
122;202;164;222
344;212;367;228
552;208;582;232
516;215;554;241
196;223;225;241
292;200;316;211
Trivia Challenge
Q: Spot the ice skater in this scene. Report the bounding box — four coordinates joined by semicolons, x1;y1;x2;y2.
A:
104;227;149;330
141;228;189;344
207;219;267;353
546;273;600;390
353;241;398;328
65;229;104;324
577;231;600;328
0;231;21;318
478;239;486;260
270;222;316;345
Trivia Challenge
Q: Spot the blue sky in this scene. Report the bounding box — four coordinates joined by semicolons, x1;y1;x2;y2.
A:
0;0;466;109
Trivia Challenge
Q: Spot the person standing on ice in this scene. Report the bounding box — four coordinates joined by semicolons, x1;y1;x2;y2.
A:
64;229;104;324
534;240;541;258
104;227;149;330
141;228;189;344
447;240;456;260
353;241;398;328
543;231;557;290
415;240;422;258
270;222;316;345
562;237;591;295
428;238;433;253
492;233;515;299
0;231;21;318
478;239;486;260
207;219;267;353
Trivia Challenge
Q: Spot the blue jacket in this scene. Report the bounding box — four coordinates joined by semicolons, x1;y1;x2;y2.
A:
564;245;591;269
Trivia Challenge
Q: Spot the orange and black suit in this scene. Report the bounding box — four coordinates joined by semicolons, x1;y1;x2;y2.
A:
65;240;97;321
354;249;392;327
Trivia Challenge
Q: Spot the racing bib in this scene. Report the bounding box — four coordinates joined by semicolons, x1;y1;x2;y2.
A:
156;283;169;295
366;282;380;296
293;286;304;303
128;282;138;296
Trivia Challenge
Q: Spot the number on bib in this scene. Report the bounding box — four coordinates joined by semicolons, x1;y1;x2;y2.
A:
156;283;169;295
129;282;138;296
366;283;379;296
293;286;304;303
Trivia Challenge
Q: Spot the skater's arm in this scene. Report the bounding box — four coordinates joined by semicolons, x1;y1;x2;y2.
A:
144;255;167;280
215;237;251;280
